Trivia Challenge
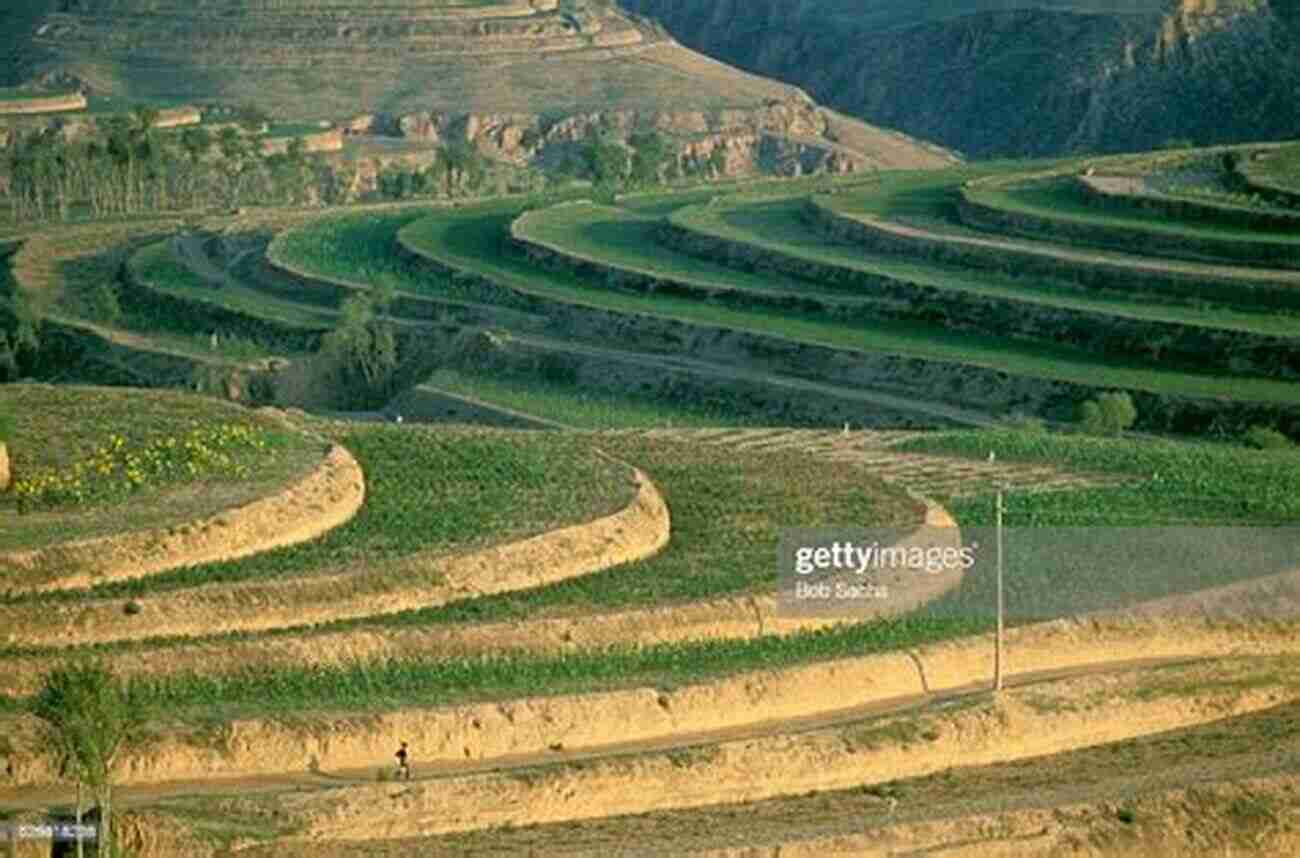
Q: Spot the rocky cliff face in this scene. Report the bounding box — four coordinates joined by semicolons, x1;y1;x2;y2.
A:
620;0;1300;158
355;97;872;178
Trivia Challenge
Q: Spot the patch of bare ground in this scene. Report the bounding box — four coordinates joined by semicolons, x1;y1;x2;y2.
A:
0;444;363;594
0;467;668;648
605;428;1128;498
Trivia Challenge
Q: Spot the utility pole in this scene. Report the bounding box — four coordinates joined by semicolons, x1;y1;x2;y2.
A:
994;487;1005;692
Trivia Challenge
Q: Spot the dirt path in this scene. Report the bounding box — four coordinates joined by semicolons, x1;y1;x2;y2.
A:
0;656;1196;815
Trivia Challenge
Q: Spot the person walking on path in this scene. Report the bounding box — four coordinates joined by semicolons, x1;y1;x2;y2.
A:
395;742;411;781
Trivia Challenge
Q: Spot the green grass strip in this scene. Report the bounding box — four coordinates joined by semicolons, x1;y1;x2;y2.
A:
566;196;1300;337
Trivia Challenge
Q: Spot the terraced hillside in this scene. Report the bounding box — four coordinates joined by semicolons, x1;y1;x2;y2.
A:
4;141;1300;855
4;388;1300;855
0;0;953;179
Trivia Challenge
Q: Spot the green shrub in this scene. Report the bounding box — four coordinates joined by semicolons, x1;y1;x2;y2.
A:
1076;392;1137;436
1242;425;1293;450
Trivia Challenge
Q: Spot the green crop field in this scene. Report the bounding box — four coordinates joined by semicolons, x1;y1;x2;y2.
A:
898;427;1300;621
2;430;921;654
7;425;634;604
105;612;977;724
0;385;321;553
402;202;1300;404
23;426;1298;725
0;87;78;104
900;428;1300;527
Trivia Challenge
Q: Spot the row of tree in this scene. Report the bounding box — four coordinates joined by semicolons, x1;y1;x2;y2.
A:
2;110;516;222
2;109;334;221
3;110;737;219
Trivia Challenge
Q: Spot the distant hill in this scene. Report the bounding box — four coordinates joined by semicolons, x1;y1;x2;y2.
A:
619;0;1300;158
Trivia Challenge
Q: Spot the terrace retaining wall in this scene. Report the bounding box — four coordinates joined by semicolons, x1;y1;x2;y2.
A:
0;444;363;595
120;251;327;353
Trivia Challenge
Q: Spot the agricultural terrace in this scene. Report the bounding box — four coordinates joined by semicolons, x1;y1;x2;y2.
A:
0;426;923;671
962;173;1300;267
5;140;1300;855
0;385;322;554
402;193;1300;411
666;194;1300;338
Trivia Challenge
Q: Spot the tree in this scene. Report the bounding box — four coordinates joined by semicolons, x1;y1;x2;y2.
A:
628;132;673;187
31;662;142;858
1077;391;1138;436
319;283;400;407
583;138;630;186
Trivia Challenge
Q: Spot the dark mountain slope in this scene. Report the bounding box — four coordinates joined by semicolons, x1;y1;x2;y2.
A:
620;0;1300;158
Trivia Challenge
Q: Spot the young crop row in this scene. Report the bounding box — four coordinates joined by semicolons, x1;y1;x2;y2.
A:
12;422;272;513
13;425;633;604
